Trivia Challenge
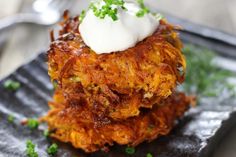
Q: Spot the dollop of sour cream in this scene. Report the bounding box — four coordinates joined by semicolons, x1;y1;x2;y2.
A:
79;0;160;54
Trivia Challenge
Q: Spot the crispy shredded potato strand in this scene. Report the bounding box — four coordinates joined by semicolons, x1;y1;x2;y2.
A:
43;92;190;152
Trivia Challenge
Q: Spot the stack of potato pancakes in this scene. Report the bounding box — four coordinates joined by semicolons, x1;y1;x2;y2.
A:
43;13;191;153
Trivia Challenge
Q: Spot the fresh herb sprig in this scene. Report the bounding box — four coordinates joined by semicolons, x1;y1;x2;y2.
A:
182;44;236;97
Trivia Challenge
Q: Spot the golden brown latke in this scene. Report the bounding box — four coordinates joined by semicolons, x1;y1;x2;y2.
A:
43;92;190;153
47;13;186;120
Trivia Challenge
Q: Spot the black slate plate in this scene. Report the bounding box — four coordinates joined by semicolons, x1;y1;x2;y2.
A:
0;16;236;157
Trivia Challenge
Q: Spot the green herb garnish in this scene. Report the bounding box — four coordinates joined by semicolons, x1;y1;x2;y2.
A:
26;140;38;157
89;0;126;21
79;10;86;22
27;119;39;129
182;44;236;97
125;147;135;155
3;79;21;91
47;143;58;156
136;0;150;17
146;153;153;157
52;80;58;89
43;129;50;138
152;12;164;20
7;115;15;123
80;0;159;21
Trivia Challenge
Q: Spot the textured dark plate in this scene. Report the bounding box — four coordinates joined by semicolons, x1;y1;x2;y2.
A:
0;16;236;157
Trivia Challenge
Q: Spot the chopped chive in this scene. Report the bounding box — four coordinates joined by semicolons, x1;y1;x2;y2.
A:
47;143;58;156
52;80;58;89
152;13;164;20
125;147;135;155
136;9;145;17
26;140;38;157
86;0;158;21
27;119;39;129
146;153;153;157
89;0;125;21
79;10;86;22
7;115;15;123
3;79;21;91
136;0;150;17
43;129;50;138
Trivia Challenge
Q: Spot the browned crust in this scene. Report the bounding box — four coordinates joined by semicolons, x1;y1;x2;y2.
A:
43;92;190;152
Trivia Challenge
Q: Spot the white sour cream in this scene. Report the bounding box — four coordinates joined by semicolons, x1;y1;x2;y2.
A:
79;0;160;54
